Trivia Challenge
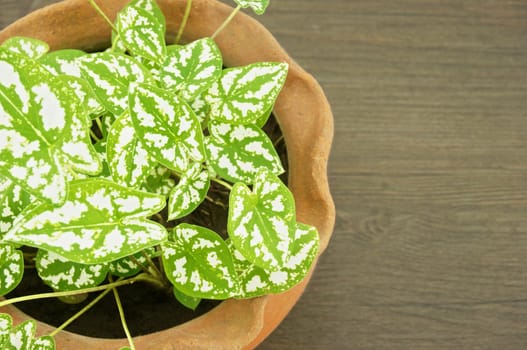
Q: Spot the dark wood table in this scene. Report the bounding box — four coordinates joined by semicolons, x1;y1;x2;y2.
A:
3;1;527;349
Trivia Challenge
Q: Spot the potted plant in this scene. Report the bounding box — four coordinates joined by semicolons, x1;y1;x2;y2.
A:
0;0;335;348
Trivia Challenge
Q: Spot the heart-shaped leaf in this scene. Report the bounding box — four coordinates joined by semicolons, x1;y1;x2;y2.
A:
168;162;210;220
78;52;153;115
36;249;109;291
230;223;319;298
30;336;55;350
205;62;288;125
160;39;222;101
233;0;270;15
0;50;72;204
228;167;296;270
205;122;284;183
129;83;206;172
107;112;157;187
116;0;167;63
5;179;167;264
0;244;23;296
162;223;238;299
40;50;104;118
1;37;49;59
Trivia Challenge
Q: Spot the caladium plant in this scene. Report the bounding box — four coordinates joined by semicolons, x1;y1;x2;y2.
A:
0;0;320;348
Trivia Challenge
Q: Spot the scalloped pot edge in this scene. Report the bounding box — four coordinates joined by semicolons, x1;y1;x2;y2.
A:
0;0;335;349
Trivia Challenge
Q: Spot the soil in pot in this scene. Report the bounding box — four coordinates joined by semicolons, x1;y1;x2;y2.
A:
5;115;288;338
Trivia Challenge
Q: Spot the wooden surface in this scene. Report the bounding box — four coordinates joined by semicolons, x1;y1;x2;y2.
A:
3;0;527;349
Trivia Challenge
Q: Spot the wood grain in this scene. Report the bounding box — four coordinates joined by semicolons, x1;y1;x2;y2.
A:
3;0;527;349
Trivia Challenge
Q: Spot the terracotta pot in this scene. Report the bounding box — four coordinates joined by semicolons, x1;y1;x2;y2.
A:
0;0;335;349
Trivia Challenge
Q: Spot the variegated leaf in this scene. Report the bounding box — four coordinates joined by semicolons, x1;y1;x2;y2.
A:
230;223;319;298
0;49;71;204
233;0;270;15
39;49;104;118
162;223;238;299
107;112;157;187
228;167;296;270
141;165;176;197
54;75;101;175
205;62;288;124
5;179;167;264
109;247;154;277
78;52;153;115
173;286;201;310
0;314;55;350
1;37;49;59
35;249;109;291
129;84;206;172
0;244;23;296
116;0;167;63
205;122;283;183
190;92;211;127
0;176;32;235
168;162;210;220
160;39;222;101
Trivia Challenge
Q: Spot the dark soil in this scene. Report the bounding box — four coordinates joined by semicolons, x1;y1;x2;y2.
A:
5;115;288;338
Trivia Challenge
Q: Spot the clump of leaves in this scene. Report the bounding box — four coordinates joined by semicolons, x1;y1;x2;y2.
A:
0;0;319;348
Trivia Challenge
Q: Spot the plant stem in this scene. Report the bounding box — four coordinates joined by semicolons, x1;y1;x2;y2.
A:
0;274;151;308
90;129;101;142
88;0;118;33
110;276;136;350
175;0;192;44
211;176;233;190
49;280;119;337
211;5;241;39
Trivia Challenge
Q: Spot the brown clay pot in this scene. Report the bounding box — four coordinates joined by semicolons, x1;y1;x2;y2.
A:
0;0;335;349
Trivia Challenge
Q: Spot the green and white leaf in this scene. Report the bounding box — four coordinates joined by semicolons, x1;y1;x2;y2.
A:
107;112;157;187
162;223;238;299
129;84;206;172
0;244;23;296
168;162;210;220
0;314;55;350
205;62;288;124
116;0;167;63
1;37;49;59
5;179;167;264
36;249;108;291
233;0;270;15
160;39;222;101
54;76;102;175
231;223;319;298
205;122;284;183
0;176;32;235
109;247;155;277
141;165;176;197
0;50;72;204
78;52;153;115
39;50;104;118
173;286;201;310
228;167;296;270
189;92;211;127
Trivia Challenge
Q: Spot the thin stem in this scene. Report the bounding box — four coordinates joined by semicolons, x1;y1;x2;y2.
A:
110;276;136;350
88;0;118;33
49;280;119;337
211;176;233;190
0;274;151;308
175;0;193;44
211;5;241;39
90;129;101;142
